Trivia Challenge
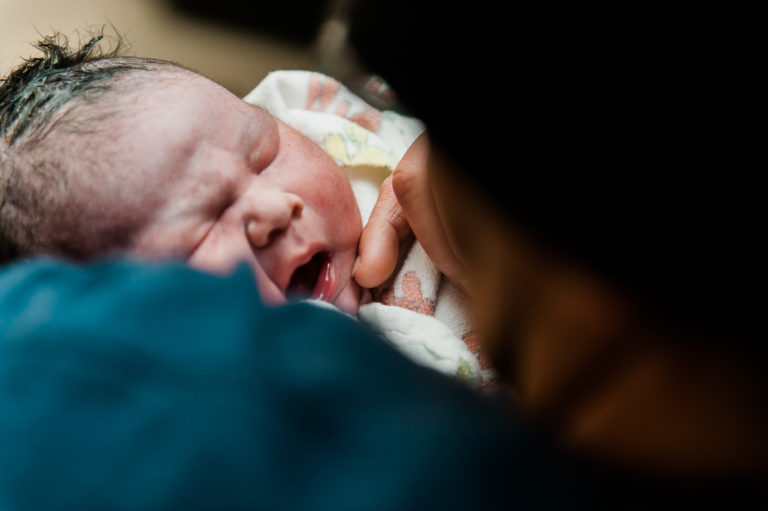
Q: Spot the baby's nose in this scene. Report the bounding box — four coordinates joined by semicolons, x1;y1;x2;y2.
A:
244;191;304;247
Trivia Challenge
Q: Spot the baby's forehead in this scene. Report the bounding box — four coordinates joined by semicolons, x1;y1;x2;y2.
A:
97;73;254;195
119;69;212;117
106;72;222;149
86;68;276;207
65;72;208;198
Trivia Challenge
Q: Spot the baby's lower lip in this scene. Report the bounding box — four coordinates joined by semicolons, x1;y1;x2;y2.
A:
312;252;336;302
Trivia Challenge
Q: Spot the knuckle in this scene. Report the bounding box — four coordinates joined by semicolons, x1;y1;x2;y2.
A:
392;166;418;203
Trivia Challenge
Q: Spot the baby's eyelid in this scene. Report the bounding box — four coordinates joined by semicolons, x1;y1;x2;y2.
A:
247;134;278;173
248;149;269;174
248;156;260;173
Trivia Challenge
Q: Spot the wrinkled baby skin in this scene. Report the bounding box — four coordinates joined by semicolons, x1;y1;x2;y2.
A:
117;71;362;313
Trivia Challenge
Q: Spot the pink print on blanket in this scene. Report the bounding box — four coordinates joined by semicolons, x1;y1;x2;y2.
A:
306;74;383;133
371;241;503;392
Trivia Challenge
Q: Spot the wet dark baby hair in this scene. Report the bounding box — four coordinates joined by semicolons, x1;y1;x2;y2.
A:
0;30;180;265
1;33;126;146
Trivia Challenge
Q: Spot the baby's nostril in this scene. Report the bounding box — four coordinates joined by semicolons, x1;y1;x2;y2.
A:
246;219;286;247
289;194;304;218
266;228;282;245
245;220;264;246
245;193;300;247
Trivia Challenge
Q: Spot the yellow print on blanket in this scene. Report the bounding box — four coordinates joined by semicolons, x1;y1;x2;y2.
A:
323;122;399;169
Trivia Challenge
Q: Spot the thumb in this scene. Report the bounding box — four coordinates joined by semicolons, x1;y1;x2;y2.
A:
393;134;469;292
353;175;412;288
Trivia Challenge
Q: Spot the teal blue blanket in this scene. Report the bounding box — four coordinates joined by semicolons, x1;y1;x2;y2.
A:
0;259;566;510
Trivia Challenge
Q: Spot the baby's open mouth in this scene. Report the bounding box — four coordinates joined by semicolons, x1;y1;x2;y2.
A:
286;251;334;302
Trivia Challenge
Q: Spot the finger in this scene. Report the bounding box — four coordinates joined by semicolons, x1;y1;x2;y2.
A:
353;175;412;288
392;135;469;291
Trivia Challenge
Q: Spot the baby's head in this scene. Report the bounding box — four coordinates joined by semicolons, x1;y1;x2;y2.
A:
0;34;363;313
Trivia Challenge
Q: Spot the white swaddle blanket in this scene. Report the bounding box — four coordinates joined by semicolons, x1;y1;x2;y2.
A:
244;71;498;390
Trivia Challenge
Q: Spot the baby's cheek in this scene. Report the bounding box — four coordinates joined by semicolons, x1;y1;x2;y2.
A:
187;228;238;275
189;240;286;307
329;175;363;242
335;278;362;315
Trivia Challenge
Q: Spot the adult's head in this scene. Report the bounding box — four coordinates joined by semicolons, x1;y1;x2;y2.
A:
348;2;765;364
0;33;362;312
348;1;766;484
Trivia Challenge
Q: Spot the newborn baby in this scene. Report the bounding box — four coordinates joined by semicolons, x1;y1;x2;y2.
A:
0;35;494;388
0;36;362;314
220;70;496;388
126;70;364;314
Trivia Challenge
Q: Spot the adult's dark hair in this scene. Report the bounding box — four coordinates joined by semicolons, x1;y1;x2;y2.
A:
0;31;179;265
348;3;765;359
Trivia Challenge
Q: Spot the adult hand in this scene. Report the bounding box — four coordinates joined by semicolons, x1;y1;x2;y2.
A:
353;133;468;291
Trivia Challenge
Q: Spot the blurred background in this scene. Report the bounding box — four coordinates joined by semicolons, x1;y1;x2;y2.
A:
0;0;347;97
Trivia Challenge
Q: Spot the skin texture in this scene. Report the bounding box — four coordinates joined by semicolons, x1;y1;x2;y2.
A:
89;71;363;313
353;134;467;291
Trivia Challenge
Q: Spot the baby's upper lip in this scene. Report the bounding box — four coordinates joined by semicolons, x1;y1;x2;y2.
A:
274;244;329;295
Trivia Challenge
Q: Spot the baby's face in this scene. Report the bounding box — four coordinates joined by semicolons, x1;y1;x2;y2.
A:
111;71;362;313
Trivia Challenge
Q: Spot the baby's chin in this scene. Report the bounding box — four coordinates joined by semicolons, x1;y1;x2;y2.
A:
332;278;362;315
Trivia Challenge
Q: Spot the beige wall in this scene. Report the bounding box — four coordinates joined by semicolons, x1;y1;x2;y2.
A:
0;0;319;97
